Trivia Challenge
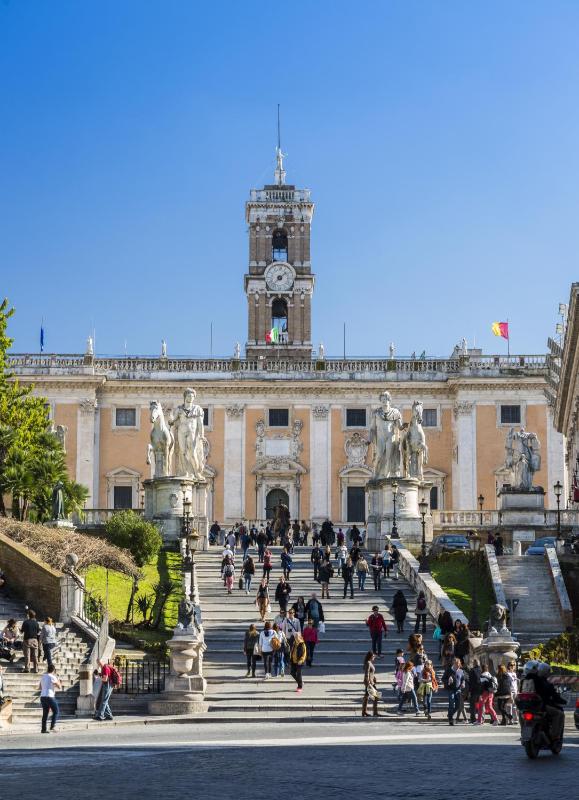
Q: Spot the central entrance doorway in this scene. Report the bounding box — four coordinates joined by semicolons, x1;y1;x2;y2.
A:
266;488;289;520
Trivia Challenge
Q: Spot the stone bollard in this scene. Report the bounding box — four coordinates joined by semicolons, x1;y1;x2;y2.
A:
75;664;96;717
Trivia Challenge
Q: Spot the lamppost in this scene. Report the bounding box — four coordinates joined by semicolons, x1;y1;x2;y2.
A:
181;494;193;584
418;497;429;572
391;481;399;539
468;532;481;631
554;480;563;552
478;493;484;526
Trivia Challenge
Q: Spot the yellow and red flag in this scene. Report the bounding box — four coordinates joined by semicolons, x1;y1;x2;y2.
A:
491;321;509;340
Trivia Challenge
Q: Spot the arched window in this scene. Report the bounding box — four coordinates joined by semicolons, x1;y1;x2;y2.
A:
271;298;288;334
272;229;288;262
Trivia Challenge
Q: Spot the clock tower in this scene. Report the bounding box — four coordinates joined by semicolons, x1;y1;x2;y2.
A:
244;148;315;361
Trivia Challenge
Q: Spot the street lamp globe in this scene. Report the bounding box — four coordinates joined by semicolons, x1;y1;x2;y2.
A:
478;494;484;511
553;480;562;499
392;481;399;495
418;498;428;517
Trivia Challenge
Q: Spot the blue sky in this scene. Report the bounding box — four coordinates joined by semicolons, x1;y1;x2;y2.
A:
1;1;577;357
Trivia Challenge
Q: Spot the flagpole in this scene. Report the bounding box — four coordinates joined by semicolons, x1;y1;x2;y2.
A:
343;322;346;360
507;318;510;358
210;322;213;357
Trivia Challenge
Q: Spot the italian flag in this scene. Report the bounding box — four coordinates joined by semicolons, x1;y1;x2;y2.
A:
265;328;279;344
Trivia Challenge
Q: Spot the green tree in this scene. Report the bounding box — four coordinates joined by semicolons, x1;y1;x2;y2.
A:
0;298;89;519
105;510;162;623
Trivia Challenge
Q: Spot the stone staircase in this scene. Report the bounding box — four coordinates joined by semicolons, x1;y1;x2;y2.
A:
0;594;92;725
197;546;448;718
496;555;566;650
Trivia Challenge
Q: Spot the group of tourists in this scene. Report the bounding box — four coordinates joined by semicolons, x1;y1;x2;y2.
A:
0;609;59;672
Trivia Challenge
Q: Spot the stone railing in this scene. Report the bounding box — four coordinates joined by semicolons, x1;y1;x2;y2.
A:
544;545;574;628
484;544;508;607
433;510;501;528
7;352;548;380
397;546;468;626
73;508;144;528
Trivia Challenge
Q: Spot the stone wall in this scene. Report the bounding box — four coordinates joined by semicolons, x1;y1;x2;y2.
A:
0;531;63;619
560;559;579;623
397;546;468;626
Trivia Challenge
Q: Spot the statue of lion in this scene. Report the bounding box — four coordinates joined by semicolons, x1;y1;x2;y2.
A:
488;603;509;635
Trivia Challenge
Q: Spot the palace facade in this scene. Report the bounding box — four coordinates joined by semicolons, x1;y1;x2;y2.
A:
9;160;564;525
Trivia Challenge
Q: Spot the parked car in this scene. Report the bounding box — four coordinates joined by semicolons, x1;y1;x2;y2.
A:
525;536;557;556
429;534;470;556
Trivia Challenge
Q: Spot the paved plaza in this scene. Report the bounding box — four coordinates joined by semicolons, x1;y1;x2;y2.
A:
1;720;578;800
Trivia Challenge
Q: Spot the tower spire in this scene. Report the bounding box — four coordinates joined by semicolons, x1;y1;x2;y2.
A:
274;103;286;186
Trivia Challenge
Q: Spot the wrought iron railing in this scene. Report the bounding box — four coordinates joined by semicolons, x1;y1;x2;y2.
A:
113;659;168;695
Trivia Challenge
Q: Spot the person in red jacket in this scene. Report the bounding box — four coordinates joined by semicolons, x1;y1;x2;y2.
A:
365;605;388;658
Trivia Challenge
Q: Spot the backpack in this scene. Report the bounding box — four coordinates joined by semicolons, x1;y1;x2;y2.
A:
224;564;234;577
109;666;122;688
417;597;426;611
487;675;498;693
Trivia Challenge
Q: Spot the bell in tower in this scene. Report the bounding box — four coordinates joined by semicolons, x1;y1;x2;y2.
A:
244;144;315;362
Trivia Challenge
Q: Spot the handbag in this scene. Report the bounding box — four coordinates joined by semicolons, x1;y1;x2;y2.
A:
433;626;442;640
266;602;271;614
318;622;326;634
238;577;244;590
366;683;381;700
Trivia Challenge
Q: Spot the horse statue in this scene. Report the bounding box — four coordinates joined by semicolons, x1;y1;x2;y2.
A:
401;400;428;480
147;400;174;478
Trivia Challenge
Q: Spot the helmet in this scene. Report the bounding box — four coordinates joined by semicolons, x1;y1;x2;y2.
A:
522;660;540;676
536;662;552;678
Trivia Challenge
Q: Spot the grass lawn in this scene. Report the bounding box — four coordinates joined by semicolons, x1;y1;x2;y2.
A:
84;548;182;631
430;552;494;626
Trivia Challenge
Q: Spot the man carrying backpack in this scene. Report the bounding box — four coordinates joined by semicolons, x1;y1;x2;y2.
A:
442;657;465;726
475;669;499;725
94;658;120;721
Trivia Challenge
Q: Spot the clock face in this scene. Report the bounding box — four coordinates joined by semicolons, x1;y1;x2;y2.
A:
265;263;294;292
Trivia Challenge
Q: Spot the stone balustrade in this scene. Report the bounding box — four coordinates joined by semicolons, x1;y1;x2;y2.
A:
396;545;468;626
544;544;574;628
484;543;508;607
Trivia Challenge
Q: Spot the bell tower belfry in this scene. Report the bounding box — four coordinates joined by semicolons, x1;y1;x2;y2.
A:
244;144;315;361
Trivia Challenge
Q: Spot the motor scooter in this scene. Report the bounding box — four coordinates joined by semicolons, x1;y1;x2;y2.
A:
515;689;566;759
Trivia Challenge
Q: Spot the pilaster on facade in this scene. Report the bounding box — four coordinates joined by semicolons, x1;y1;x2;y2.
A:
453;399;477;510
223;404;245;521
310;405;331;521
76;397;98;506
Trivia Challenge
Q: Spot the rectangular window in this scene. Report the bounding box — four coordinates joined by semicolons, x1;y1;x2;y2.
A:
346;408;367;427
500;405;521;425
268;408;289;427
429;486;439;510
422;408;438;427
203;407;209;426
115;408;137;427
347;486;365;522
113;486;133;509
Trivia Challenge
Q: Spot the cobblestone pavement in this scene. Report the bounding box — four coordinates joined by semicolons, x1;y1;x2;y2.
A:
1;720;577;800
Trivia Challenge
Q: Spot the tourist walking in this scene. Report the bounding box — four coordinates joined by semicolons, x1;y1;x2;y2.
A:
291;596;307;632
280;547;293;580
318;559;332;599
356;555;369;591
290;633;307;693
302;619;318;666
255;578;270;621
20;609;40;673
283;608;301;648
243;624;259;678
223;558;235;594
94;658;115;721
259;621;275;679
371;553;382;591
441;633;456;669
476;670;499;725
390;545;400;579
240;529;251;560
262;548;273;582
397;661;420;715
362;651;380;717
336;543;348;576
417;659;438;720
40;617;58;669
443;656;465;726
507;661;519;723
496;664;514;725
271;623;287;677
242;556;255;594
305;593;325;629
467;659;483;723
365;605;387;657
257;528;267;562
342;557;355;599
413;592;427;634
300;520;310;546
311;545;323;581
39;664;62;733
391;590;408;633
274;576;292;612
381;545;392;578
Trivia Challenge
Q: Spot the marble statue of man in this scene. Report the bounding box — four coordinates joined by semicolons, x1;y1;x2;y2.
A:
170;388;206;480
370;391;404;478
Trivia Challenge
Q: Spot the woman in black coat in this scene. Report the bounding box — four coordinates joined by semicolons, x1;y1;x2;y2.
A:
391;590;408;633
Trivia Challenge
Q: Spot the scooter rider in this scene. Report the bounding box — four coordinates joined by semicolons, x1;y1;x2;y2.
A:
521;660;566;742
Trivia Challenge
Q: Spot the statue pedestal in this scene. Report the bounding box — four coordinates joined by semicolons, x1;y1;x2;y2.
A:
498;488;545;535
366;477;432;551
475;631;520;674
143;477;208;546
148;629;208;716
